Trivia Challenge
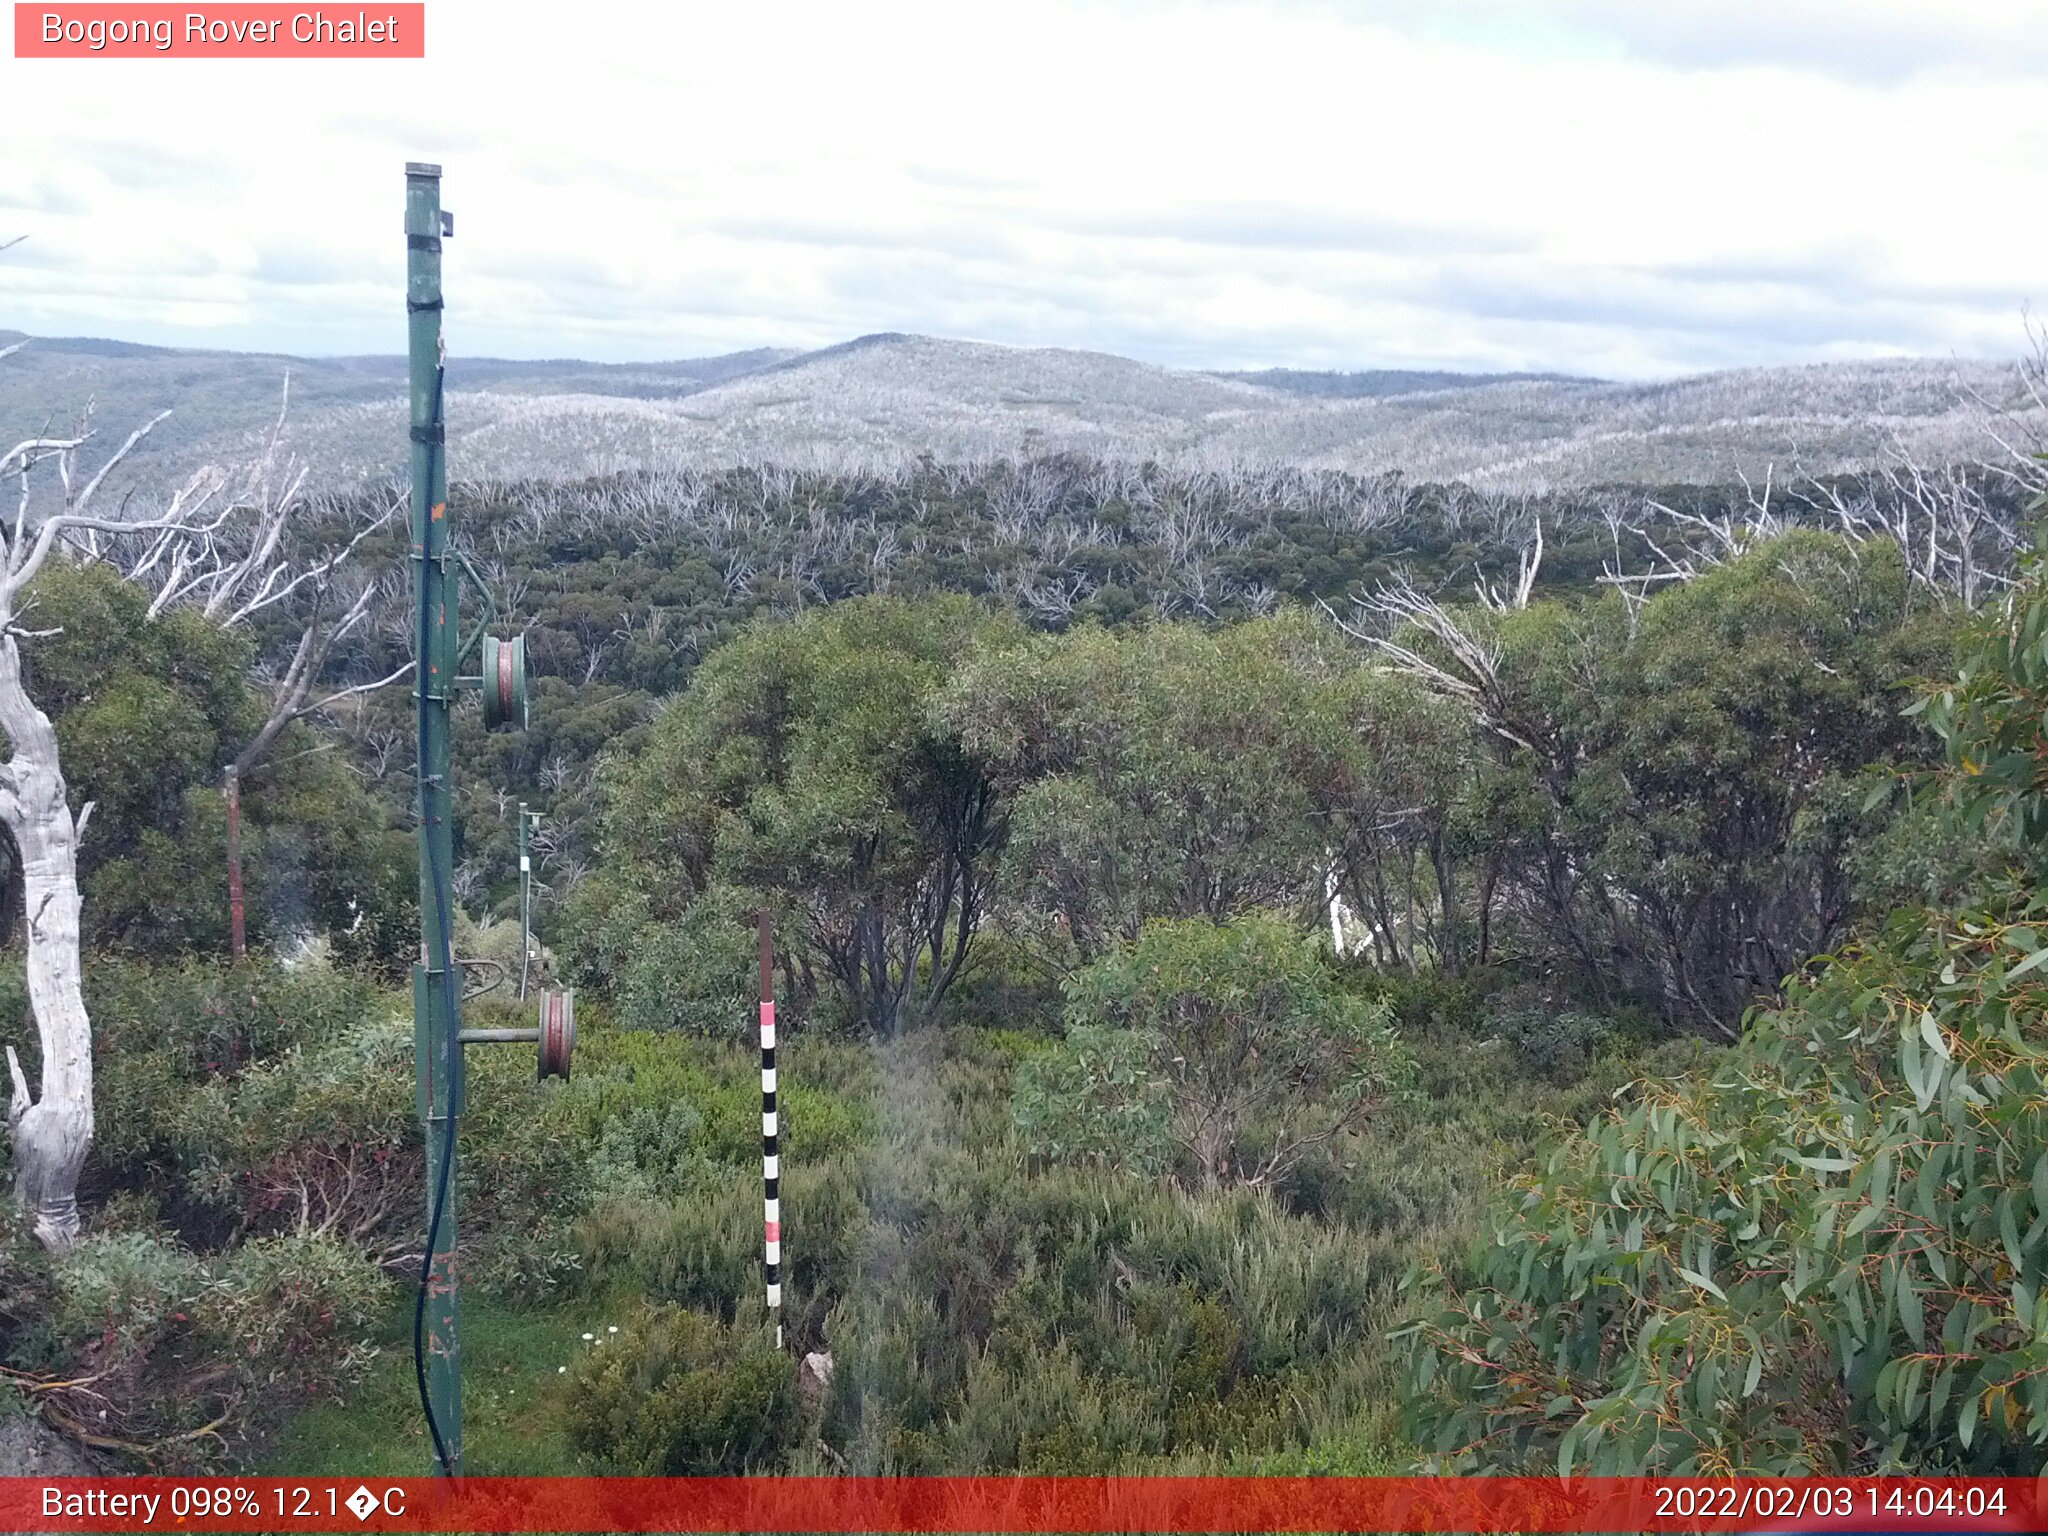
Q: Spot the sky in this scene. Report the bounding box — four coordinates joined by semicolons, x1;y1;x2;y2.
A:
3;0;2046;379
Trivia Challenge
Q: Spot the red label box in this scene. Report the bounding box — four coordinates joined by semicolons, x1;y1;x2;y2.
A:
14;3;425;56
0;1476;2043;1533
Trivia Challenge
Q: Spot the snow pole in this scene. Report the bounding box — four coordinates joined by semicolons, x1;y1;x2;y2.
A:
517;802;535;1000
759;909;782;1349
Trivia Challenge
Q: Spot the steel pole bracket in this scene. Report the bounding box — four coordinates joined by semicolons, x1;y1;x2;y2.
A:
453;987;575;1080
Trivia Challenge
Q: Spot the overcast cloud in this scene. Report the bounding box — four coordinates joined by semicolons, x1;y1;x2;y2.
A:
2;0;2044;378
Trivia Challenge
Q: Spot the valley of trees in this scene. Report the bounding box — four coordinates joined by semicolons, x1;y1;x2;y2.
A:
0;407;2044;1474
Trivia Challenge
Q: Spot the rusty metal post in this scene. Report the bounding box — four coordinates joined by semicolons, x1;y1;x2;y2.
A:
224;766;245;957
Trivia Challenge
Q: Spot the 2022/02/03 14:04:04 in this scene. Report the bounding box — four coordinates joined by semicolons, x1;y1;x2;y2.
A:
1669;1480;2019;1530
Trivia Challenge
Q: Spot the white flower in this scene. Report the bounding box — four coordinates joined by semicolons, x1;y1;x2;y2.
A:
557;1366;566;1374
582;1332;594;1341
608;1326;619;1334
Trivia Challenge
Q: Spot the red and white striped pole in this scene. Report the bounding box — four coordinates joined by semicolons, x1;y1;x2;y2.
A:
758;910;782;1350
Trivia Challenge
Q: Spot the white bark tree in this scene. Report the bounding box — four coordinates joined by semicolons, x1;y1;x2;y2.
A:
0;319;403;1242
0;390;234;1248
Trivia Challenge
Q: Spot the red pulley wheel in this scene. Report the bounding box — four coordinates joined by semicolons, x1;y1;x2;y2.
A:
538;987;575;1080
481;633;529;731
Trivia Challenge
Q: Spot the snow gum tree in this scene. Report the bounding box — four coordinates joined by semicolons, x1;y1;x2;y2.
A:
0;367;237;1249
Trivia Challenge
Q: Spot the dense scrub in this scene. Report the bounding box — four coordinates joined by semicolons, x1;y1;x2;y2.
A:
267;975;1670;1475
289;457;2009;973
1397;521;2048;1471
0;453;2020;1472
575;534;1951;1043
0;917;1687;1471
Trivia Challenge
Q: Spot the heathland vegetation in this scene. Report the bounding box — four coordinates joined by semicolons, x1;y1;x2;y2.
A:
0;416;2043;1472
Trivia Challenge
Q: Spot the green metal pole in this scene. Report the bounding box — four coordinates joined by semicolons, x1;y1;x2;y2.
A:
406;160;463;1477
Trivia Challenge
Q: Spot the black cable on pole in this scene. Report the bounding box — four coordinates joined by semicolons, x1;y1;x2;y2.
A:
412;361;459;1476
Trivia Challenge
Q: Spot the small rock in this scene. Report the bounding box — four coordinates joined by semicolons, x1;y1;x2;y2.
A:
799;1350;835;1402
0;1414;94;1476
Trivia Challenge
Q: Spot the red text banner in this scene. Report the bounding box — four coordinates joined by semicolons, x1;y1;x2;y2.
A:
14;5;424;57
0;1476;2042;1533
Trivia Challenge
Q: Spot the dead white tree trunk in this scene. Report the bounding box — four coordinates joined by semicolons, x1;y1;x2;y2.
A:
0;388;232;1248
0;621;92;1249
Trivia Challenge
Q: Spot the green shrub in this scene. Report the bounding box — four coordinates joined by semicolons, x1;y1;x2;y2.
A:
52;1231;199;1348
1481;987;1649;1083
1346;968;1498;1037
1397;905;2048;1473
89;957;389;1216
1054;916;1413;1189
43;1225;388;1452
1011;1024;1172;1177
563;1303;799;1472
569;1027;873;1171
940;936;1063;1033
193;1232;390;1393
816;1154;1400;1471
585;1101;708;1204
577;1191;756;1322
554;875;650;1000
1497;1006;1620;1082
7;562;410;962
456;1000;594;1299
89;955;378;1071
577;1154;865;1349
0;1204;59;1370
943;1342;1158;1472
219;1018;416;1242
614;890;759;1040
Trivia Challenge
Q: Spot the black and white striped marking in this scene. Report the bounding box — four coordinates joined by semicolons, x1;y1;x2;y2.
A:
761;996;781;1346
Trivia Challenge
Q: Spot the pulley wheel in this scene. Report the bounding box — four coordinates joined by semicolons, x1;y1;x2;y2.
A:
537;987;575;1080
481;633;529;731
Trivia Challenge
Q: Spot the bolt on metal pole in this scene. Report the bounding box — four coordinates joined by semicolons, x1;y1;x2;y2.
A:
407;159;463;1478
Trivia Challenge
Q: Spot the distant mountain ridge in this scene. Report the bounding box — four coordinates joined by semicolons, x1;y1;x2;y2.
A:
1214;366;1601;399
0;329;2036;501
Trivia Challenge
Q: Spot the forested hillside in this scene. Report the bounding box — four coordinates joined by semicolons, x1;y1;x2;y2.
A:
0;420;2042;1473
8;330;2043;502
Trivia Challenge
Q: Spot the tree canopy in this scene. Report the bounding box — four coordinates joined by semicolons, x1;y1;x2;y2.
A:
570;595;1023;1036
1397;533;2048;1473
3;562;408;958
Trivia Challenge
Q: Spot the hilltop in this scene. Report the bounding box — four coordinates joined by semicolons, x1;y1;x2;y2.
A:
1;329;2038;502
